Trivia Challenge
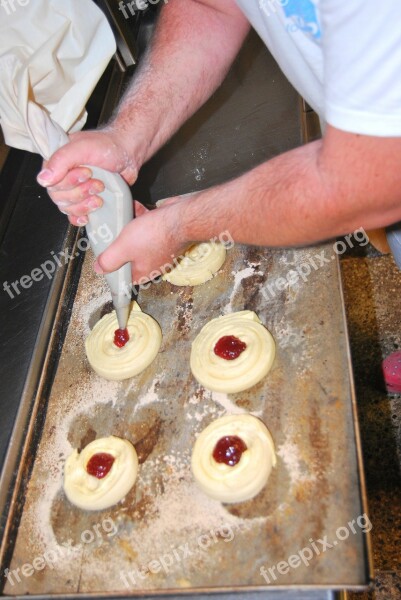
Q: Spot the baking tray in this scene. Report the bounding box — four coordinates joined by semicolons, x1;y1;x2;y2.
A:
0;234;372;597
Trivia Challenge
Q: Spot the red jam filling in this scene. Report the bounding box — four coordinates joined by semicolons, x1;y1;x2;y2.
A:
114;328;130;348
212;436;247;466
86;452;115;479
214;335;247;360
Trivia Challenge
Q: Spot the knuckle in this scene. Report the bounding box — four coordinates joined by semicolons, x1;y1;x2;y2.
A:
79;188;89;201
72;204;88;217
66;203;87;217
71;167;91;185
79;183;93;200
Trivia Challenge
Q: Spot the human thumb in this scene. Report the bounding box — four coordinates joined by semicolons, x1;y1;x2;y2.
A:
93;224;133;274
37;145;80;187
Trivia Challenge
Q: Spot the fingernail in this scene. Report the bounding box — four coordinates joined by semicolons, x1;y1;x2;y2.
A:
88;198;102;210
37;169;54;185
89;188;104;196
55;201;70;208
94;260;104;274
77;217;88;226
78;175;90;183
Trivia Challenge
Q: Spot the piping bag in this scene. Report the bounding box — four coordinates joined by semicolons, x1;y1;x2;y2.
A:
0;0;133;329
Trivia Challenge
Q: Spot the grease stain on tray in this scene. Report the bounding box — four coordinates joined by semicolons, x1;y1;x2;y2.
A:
226;455;289;520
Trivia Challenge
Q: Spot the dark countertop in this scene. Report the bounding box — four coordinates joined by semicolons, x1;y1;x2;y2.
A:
0;152;69;466
341;251;401;600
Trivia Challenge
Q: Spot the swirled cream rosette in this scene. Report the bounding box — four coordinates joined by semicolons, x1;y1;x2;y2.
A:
85;302;162;381
191;414;276;503
64;436;138;510
190;310;275;393
163;242;226;286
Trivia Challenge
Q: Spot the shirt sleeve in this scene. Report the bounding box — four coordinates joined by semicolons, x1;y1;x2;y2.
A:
321;0;401;136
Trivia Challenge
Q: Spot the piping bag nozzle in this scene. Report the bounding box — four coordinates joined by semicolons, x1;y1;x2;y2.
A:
115;305;131;332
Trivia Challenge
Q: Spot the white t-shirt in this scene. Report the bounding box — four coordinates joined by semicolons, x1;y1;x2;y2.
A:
235;0;401;136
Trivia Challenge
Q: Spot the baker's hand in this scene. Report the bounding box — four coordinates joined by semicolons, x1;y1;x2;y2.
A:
94;196;191;285
36;128;139;227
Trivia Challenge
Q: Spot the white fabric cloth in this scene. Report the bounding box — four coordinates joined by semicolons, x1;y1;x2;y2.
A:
236;0;401;136
0;0;116;155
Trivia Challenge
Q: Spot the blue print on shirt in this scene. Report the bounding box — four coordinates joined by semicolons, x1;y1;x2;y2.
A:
283;0;321;40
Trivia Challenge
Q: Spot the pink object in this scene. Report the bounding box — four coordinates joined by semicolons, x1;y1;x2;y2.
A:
382;351;401;393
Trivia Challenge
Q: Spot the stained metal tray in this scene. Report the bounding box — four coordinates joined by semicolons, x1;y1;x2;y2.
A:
0;234;372;598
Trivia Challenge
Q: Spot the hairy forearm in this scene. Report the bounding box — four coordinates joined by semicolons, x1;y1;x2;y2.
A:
181;140;401;247
110;0;249;166
88;126;401;280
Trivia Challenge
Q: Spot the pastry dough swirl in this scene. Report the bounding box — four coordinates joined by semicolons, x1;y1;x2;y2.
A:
190;310;275;393
85;302;162;381
64;436;138;511
191;414;276;503
163;242;226;286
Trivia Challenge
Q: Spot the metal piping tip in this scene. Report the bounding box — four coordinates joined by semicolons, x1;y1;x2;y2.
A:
116;305;130;330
